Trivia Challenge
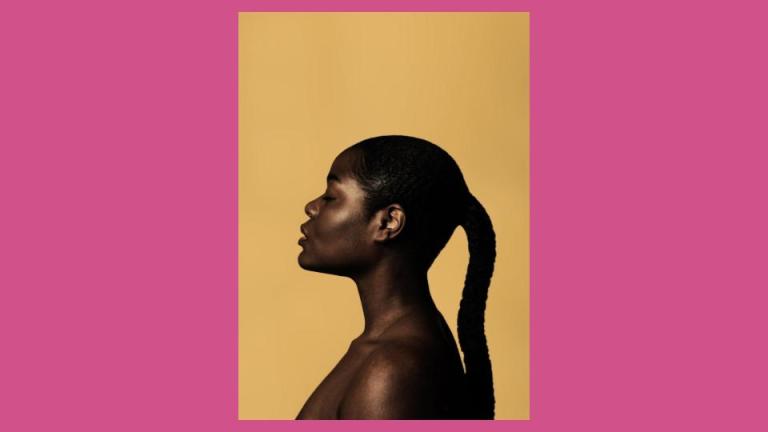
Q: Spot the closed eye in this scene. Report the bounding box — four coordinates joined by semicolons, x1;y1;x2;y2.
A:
322;196;335;202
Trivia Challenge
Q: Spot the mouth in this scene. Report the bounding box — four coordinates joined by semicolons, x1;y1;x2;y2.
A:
299;224;309;245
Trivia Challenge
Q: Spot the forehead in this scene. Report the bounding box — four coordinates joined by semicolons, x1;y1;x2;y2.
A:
328;149;359;178
327;149;367;203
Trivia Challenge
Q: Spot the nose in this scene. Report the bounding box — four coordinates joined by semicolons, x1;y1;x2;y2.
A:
304;198;319;218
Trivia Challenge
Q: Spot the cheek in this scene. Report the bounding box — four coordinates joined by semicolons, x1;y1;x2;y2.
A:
320;208;358;235
316;211;368;252
299;214;369;273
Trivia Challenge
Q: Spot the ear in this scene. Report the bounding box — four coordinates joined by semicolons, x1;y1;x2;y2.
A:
372;204;406;242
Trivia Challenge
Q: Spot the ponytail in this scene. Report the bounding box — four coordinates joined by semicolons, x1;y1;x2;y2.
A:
457;193;496;419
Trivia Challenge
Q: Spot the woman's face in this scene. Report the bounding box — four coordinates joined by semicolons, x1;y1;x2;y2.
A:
298;150;375;276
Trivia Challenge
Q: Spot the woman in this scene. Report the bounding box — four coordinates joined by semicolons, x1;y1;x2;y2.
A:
296;135;495;420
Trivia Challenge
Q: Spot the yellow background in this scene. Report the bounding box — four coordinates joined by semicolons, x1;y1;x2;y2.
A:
239;12;529;419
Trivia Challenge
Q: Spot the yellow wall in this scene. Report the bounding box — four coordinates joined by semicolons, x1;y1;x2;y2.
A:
239;12;529;419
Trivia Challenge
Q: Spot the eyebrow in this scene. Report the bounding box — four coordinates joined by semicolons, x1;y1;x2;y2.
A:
326;173;341;183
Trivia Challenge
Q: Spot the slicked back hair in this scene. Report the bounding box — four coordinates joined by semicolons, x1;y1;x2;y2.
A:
348;135;496;419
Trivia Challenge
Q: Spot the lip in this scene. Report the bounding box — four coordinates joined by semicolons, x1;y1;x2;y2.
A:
299;224;309;246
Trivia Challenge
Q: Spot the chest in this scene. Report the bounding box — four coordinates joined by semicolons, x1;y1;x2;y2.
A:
295;347;371;419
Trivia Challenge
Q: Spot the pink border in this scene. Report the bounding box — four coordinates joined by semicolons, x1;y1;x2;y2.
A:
3;0;766;431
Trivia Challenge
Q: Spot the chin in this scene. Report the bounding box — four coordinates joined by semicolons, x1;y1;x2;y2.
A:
298;253;344;276
297;251;310;269
297;251;320;271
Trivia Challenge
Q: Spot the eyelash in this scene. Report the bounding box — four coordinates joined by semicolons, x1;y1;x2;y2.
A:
322;196;335;202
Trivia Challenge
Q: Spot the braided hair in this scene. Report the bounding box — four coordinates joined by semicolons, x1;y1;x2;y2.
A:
348;135;496;419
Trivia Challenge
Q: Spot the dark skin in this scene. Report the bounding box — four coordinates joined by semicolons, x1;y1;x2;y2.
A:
295;149;467;419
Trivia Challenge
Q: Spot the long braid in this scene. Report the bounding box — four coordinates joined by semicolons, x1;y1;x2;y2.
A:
458;193;496;419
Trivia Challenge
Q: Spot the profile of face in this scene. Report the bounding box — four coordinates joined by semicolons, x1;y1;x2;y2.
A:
297;149;377;277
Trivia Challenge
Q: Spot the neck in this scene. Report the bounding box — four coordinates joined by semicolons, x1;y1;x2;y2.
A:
351;255;436;338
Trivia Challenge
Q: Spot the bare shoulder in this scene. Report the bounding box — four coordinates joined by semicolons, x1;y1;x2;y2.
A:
338;340;441;419
361;340;433;378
